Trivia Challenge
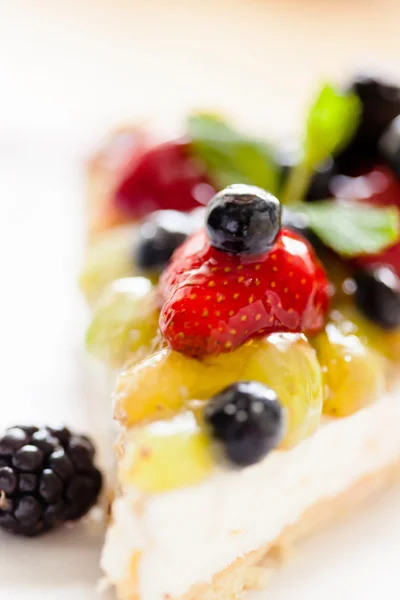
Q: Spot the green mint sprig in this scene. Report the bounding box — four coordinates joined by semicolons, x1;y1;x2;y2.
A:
293;201;400;257
281;83;361;205
187;113;280;195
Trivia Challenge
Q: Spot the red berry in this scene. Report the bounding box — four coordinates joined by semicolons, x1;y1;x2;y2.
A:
158;229;329;358
334;165;400;276
114;139;215;219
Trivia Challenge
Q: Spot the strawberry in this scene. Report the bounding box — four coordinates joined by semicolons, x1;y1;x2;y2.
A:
158;229;329;358
114;139;216;219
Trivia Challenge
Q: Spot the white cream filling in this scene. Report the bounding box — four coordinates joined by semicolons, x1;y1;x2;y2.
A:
102;390;400;600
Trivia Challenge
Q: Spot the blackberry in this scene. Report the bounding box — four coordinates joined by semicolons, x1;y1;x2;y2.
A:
205;184;281;255
335;74;400;173
205;381;284;467
0;426;102;536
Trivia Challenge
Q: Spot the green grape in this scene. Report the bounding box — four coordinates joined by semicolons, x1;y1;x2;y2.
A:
313;322;385;417
116;334;323;448
120;412;213;493
86;276;159;366
79;224;139;305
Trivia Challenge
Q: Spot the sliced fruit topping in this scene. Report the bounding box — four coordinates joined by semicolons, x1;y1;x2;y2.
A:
135;208;203;273
312;322;385;417
158;185;329;358
86;277;159;366
114;139;215;219
79;224;138;304
119;412;213;493
353;267;400;330
205;184;281;255
115;334;323;449
205;381;284;467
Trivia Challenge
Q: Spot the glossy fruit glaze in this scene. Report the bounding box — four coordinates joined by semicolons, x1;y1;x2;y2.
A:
158;228;329;358
114;139;215;219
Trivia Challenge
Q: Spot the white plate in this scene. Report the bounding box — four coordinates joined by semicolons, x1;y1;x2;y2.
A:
1;146;400;600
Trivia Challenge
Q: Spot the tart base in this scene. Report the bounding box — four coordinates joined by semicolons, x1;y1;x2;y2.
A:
113;458;400;600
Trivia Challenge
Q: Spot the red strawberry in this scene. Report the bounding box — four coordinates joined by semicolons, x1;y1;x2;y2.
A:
114;139;216;219
334;165;400;276
158;229;329;358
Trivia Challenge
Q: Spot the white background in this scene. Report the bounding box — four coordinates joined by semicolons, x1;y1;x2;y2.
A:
1;1;400;598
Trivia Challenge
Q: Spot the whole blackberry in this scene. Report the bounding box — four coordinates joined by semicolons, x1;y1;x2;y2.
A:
0;425;102;536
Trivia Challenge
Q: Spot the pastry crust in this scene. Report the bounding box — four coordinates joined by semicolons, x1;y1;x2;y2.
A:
113;458;400;600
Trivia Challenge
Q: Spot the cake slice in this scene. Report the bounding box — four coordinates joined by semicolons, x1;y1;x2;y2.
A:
81;75;400;600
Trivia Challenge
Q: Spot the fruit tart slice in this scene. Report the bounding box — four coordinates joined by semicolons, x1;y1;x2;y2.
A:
99;184;400;600
82;74;400;599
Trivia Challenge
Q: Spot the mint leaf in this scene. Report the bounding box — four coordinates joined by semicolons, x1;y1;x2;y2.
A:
297;202;400;257
304;83;361;168
187;113;279;194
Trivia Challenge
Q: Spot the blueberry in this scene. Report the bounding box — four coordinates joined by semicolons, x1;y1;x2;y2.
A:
205;381;284;467
205;184;281;255
135;210;194;271
336;74;400;172
354;267;400;329
379;116;400;178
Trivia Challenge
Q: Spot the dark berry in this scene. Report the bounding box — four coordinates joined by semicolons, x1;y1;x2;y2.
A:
205;381;284;467
354;267;400;329
12;446;44;472
0;428;29;456
305;159;337;201
379;116;400;178
205;184;281;255
0;467;17;494
135;210;193;272
31;429;60;455
336;74;400;172
19;473;37;493
14;496;43;527
64;475;100;520
0;425;102;536
47;425;71;445
48;448;74;481
39;469;63;503
67;436;95;471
